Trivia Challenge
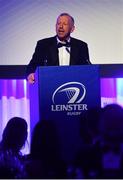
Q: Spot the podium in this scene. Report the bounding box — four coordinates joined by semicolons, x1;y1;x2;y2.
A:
29;65;101;164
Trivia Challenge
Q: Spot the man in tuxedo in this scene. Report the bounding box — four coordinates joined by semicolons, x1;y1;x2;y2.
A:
27;13;91;84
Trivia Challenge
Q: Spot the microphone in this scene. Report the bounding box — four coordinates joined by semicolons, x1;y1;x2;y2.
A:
44;59;47;66
86;58;91;64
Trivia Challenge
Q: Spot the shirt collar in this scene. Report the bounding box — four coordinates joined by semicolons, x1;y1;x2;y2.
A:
56;36;71;44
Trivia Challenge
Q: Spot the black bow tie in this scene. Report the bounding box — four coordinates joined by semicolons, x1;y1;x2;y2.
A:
57;42;71;48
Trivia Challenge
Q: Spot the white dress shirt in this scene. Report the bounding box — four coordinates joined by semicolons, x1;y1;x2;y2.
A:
57;37;71;66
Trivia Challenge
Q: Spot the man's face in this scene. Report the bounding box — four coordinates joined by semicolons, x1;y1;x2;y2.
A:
56;15;75;41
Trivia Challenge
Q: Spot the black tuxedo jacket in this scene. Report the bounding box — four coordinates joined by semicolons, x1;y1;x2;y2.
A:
26;36;91;75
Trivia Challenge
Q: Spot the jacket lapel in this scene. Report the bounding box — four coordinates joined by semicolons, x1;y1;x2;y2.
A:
49;37;59;65
70;38;78;65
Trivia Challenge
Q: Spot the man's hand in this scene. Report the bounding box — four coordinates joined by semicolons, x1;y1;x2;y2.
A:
27;73;35;84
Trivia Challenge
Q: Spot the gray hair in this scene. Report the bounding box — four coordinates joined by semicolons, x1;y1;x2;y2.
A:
58;13;75;25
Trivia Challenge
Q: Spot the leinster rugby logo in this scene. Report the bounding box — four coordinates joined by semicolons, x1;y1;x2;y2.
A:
52;82;86;104
51;82;88;115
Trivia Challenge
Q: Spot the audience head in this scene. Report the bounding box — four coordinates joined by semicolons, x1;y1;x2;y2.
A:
30;121;46;158
1;117;28;154
56;13;75;41
80;107;102;144
30;120;60;160
99;103;123;144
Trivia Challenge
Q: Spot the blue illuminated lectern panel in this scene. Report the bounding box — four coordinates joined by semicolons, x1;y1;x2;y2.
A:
29;65;101;163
